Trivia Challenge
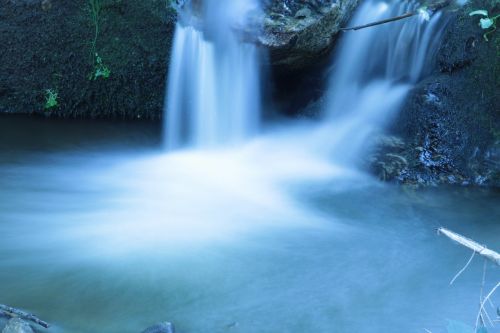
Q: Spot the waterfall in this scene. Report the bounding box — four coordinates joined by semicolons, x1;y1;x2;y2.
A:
323;0;447;165
164;0;262;150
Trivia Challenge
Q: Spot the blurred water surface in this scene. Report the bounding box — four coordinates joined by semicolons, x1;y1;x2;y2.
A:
0;116;498;333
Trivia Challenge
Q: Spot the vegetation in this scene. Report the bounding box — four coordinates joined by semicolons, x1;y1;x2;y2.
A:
44;89;59;110
88;0;111;80
469;9;499;41
92;53;111;80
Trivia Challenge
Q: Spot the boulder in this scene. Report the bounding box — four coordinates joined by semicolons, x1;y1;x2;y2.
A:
259;0;360;71
2;318;34;333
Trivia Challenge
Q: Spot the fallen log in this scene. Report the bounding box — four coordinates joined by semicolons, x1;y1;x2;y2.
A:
437;228;500;266
0;304;50;329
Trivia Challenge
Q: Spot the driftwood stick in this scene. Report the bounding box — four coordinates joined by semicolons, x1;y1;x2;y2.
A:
437;228;500;266
0;304;50;329
341;12;416;31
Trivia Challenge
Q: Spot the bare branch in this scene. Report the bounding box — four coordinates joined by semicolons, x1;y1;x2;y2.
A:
340;12;416;31
437;228;500;266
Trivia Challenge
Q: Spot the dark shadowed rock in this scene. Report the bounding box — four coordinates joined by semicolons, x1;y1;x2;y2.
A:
349;0;500;187
0;0;177;119
389;0;499;187
141;322;175;333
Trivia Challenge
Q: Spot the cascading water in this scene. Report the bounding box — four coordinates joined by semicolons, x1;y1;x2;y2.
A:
4;2;498;333
322;0;447;165
165;0;262;150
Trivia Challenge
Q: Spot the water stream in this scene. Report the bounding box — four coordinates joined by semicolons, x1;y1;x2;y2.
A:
0;1;498;333
165;0;262;149
321;0;447;165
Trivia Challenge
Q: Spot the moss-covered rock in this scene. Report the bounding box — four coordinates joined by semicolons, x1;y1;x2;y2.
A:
0;0;176;119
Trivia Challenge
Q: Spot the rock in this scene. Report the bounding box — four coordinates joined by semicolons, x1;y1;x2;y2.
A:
294;7;312;19
141;322;175;333
366;135;410;182
259;0;360;71
387;0;500;187
2;318;34;333
0;0;177;119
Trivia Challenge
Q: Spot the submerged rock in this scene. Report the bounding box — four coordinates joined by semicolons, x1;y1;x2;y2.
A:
259;0;360;71
141;322;175;333
2;318;34;333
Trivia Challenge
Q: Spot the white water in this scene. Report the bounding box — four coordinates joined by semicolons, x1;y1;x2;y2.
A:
148;0;450;249
165;0;262;149
322;0;447;165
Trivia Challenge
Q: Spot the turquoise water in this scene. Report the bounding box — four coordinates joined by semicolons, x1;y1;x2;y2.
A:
0;116;498;333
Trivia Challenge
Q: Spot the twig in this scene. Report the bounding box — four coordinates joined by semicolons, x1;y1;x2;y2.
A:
0;304;50;329
475;283;500;330
341;12;416;31
450;250;476;285
482;305;495;327
478;259;488;330
437;228;500;266
341;0;453;31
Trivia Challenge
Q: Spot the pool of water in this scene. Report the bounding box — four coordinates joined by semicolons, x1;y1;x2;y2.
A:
0;116;498;333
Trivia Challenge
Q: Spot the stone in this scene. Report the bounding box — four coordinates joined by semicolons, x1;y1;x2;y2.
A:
295;8;312;19
2;318;34;333
141;322;175;333
259;0;360;71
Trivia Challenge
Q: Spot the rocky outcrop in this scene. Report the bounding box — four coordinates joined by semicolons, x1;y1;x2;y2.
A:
260;0;359;71
0;0;176;119
378;0;500;186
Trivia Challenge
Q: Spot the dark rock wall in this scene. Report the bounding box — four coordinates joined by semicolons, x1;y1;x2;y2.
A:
388;0;500;186
0;0;176;119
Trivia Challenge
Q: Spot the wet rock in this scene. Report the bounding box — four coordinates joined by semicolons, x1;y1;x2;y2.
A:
41;0;52;11
259;0;360;71
438;35;479;73
295;7;312;19
366;135;409;182
141;322;175;333
2;318;34;333
389;0;499;187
